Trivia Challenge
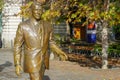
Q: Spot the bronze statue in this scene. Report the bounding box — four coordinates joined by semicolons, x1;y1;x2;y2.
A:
14;2;68;80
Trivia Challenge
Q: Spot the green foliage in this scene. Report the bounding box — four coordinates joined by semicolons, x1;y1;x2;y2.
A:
93;44;102;54
18;0;120;27
53;34;61;44
108;43;120;56
0;0;4;12
112;24;120;40
113;24;120;33
69;38;80;43
93;43;120;55
17;1;33;18
41;0;120;27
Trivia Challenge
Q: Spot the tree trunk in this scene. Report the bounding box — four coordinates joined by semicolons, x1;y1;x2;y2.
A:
101;26;108;69
101;0;110;69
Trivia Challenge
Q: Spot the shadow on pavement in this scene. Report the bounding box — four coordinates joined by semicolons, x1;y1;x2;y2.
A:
0;61;13;72
43;75;50;80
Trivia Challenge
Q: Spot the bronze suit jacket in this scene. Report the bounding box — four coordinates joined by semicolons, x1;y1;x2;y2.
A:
14;19;53;73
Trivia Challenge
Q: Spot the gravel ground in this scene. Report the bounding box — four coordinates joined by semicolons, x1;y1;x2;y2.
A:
0;48;120;80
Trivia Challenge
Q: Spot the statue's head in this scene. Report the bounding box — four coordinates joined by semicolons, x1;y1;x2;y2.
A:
31;2;43;20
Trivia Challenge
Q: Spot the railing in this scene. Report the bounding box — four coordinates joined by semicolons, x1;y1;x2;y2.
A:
60;42;120;68
61;42;120;59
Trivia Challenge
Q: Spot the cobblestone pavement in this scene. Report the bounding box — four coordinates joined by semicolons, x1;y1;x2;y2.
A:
0;48;120;80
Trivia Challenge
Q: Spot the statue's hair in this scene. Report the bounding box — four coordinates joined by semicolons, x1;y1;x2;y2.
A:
31;1;43;9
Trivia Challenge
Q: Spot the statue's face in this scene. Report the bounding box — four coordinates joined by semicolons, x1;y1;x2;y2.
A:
32;4;43;20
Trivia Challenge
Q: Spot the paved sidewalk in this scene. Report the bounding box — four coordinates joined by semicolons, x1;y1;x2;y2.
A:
0;48;120;80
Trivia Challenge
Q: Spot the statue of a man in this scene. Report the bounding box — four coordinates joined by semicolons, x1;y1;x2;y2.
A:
14;1;68;80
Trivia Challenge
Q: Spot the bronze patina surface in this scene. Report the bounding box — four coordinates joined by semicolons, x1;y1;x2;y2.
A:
14;1;67;80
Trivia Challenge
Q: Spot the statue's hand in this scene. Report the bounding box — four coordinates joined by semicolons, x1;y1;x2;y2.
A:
15;65;23;76
59;52;68;61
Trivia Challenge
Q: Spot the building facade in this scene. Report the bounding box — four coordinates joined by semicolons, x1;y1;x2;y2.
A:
1;0;67;48
1;0;26;48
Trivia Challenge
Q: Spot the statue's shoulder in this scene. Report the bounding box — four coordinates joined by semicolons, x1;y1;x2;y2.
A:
18;19;30;28
43;20;51;25
43;20;52;27
42;20;53;31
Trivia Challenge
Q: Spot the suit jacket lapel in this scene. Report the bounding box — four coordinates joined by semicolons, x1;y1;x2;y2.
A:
40;21;44;47
28;19;40;40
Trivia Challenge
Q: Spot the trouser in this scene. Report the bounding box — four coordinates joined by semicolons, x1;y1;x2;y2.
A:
29;64;45;80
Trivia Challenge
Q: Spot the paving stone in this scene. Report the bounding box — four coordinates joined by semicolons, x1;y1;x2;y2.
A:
0;48;120;80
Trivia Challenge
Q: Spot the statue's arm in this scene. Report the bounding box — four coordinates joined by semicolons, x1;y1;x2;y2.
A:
49;27;68;60
14;23;24;66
